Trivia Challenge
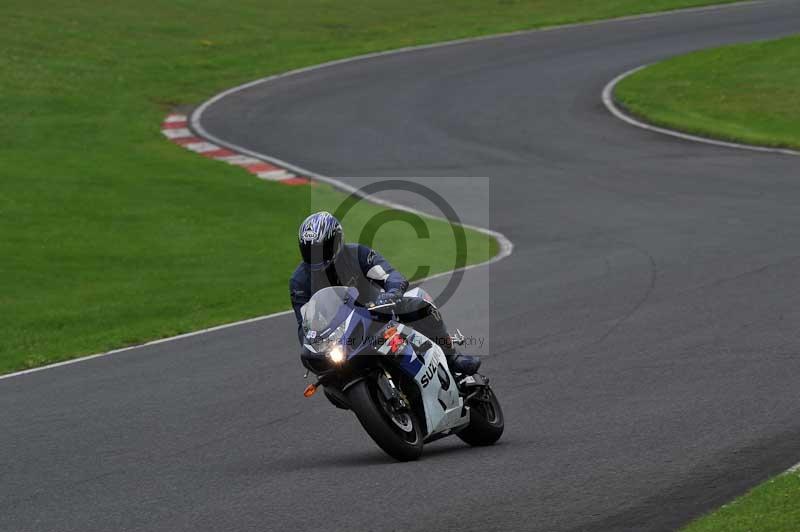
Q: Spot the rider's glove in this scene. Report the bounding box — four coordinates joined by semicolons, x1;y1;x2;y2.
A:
375;289;403;307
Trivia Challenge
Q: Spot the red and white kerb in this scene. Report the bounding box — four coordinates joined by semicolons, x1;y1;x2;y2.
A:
161;114;310;186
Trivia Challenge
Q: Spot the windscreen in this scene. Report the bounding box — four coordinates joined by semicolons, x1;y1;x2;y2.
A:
301;286;354;335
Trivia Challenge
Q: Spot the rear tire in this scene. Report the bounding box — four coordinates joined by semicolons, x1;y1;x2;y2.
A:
347;379;424;461
457;386;504;446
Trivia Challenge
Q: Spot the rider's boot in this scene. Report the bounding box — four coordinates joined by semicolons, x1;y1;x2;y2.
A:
438;326;480;375
446;352;481;375
439;336;481;376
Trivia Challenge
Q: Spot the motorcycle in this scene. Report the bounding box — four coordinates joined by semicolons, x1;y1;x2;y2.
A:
299;285;504;461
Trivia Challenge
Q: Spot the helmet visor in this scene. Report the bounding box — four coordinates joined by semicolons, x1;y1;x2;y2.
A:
300;235;340;268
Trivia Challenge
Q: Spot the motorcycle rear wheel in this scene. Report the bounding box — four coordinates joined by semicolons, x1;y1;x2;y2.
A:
457;386;504;446
347;379;424;462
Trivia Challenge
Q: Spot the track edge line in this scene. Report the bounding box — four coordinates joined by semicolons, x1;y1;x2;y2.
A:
602;64;800;157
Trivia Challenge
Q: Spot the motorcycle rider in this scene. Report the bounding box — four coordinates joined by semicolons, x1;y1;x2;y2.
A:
290;211;480;375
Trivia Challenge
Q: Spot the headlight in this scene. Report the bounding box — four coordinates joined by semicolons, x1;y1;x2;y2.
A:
306;321;348;360
328;345;346;364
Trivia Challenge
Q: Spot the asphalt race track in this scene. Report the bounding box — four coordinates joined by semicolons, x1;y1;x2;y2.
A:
4;2;800;531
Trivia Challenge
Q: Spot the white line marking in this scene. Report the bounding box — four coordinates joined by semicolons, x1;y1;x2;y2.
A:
789;462;800;474
217;155;263;165
1;0;764;382
162;128;193;139
184;141;220;153
0;311;294;381
164;114;188;123
602;64;800;157
257;170;294;181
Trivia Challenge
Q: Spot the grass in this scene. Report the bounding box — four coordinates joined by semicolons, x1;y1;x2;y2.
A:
682;470;800;532
615;35;800;150
0;0;741;374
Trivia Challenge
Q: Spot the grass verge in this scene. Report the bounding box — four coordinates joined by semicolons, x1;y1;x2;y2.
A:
1;0;740;374
682;469;800;532
615;35;800;150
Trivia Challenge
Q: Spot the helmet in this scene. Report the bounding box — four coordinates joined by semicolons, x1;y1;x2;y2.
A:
298;211;343;270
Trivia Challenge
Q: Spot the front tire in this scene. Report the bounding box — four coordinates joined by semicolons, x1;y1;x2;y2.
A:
457;386;504;446
347;379;424;461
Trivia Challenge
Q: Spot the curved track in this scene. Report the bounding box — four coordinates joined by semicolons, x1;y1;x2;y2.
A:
3;2;800;531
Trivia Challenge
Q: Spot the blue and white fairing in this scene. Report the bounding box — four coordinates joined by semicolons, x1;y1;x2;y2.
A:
375;323;469;436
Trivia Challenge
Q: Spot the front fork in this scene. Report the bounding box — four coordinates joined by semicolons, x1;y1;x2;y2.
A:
376;367;410;411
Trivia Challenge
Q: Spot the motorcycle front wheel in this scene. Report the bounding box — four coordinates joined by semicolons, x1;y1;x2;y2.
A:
347;378;424;462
